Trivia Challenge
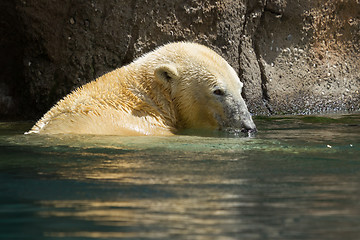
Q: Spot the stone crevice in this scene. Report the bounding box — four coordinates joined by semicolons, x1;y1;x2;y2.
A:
252;11;274;115
253;41;273;115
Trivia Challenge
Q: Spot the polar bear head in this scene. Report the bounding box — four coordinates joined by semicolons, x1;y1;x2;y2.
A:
153;42;257;134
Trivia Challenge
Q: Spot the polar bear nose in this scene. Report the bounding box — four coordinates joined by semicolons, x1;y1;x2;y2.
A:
241;124;257;133
241;115;257;134
243;126;257;133
241;127;257;137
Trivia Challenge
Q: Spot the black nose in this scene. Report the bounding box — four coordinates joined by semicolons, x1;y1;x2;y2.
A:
241;127;257;133
248;127;257;133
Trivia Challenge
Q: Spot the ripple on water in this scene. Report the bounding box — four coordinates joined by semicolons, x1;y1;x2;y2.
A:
0;114;359;240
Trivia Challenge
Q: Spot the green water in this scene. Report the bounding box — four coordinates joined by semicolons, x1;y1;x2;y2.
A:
0;114;359;240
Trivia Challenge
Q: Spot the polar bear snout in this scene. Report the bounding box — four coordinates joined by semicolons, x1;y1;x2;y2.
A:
220;96;256;134
239;114;257;135
217;108;256;135
241;108;257;133
241;120;257;133
239;108;256;133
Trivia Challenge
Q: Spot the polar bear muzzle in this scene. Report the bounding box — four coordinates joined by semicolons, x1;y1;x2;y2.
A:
215;90;257;135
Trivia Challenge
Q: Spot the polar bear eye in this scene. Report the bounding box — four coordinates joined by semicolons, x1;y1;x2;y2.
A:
213;89;225;96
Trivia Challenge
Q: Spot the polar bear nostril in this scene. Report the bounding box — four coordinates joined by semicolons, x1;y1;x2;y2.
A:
248;127;257;133
241;127;257;137
241;126;257;132
241;126;257;138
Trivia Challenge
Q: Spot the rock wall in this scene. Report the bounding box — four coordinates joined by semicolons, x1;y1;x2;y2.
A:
0;0;359;120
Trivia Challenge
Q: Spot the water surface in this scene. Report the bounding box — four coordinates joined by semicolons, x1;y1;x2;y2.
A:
1;114;359;240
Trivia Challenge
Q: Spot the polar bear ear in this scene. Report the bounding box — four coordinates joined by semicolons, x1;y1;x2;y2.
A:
154;64;179;84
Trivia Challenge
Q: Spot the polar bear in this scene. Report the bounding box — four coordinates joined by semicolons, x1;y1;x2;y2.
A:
26;42;256;136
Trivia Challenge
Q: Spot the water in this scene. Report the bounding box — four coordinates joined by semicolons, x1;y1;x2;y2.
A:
0;114;359;240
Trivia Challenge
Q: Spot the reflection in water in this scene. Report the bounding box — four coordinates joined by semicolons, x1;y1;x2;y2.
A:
0;114;359;239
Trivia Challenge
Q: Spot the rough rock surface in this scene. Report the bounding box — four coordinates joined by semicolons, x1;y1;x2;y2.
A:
1;0;359;120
